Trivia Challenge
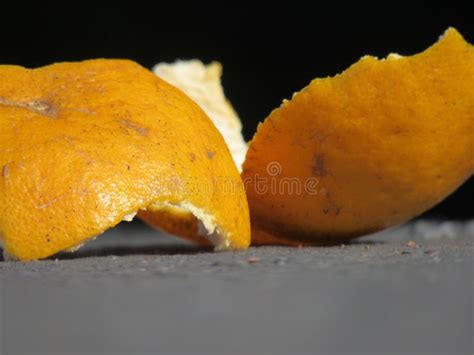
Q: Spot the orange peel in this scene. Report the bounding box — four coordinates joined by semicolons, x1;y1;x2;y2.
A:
242;28;474;245
0;59;250;260
153;60;248;169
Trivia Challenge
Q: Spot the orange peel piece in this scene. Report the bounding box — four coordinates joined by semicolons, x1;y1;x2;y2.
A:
0;59;250;260
242;28;474;245
153;60;248;170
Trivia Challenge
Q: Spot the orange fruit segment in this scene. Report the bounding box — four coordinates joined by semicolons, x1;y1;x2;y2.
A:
242;28;474;245
0;59;250;260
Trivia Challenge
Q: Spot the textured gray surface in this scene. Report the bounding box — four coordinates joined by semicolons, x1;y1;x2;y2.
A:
0;220;473;355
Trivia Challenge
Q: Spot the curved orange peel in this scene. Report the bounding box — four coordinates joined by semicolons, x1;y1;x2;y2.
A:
0;59;250;260
242;28;474;245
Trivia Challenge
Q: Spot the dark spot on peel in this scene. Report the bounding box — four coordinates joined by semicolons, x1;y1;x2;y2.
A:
1;164;9;179
189;153;196;162
26;101;57;118
207;150;216;159
322;191;341;215
312;153;328;177
323;206;341;215
0;97;57;118
122;119;149;136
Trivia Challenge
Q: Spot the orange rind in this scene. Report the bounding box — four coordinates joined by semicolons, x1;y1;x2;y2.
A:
242;28;474;245
153;60;248;169
0;59;250;260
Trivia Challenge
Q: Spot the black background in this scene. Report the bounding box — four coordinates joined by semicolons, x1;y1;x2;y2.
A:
1;3;472;219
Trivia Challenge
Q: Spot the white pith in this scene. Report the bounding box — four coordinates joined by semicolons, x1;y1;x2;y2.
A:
148;200;229;250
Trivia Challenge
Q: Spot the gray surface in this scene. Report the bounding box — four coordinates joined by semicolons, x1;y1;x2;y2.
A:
0;220;473;355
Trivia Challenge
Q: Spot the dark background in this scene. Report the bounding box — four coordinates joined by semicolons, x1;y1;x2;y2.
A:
0;3;472;219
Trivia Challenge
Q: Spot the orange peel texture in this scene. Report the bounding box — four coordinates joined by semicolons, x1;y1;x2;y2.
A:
242;28;474;245
0;59;250;260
